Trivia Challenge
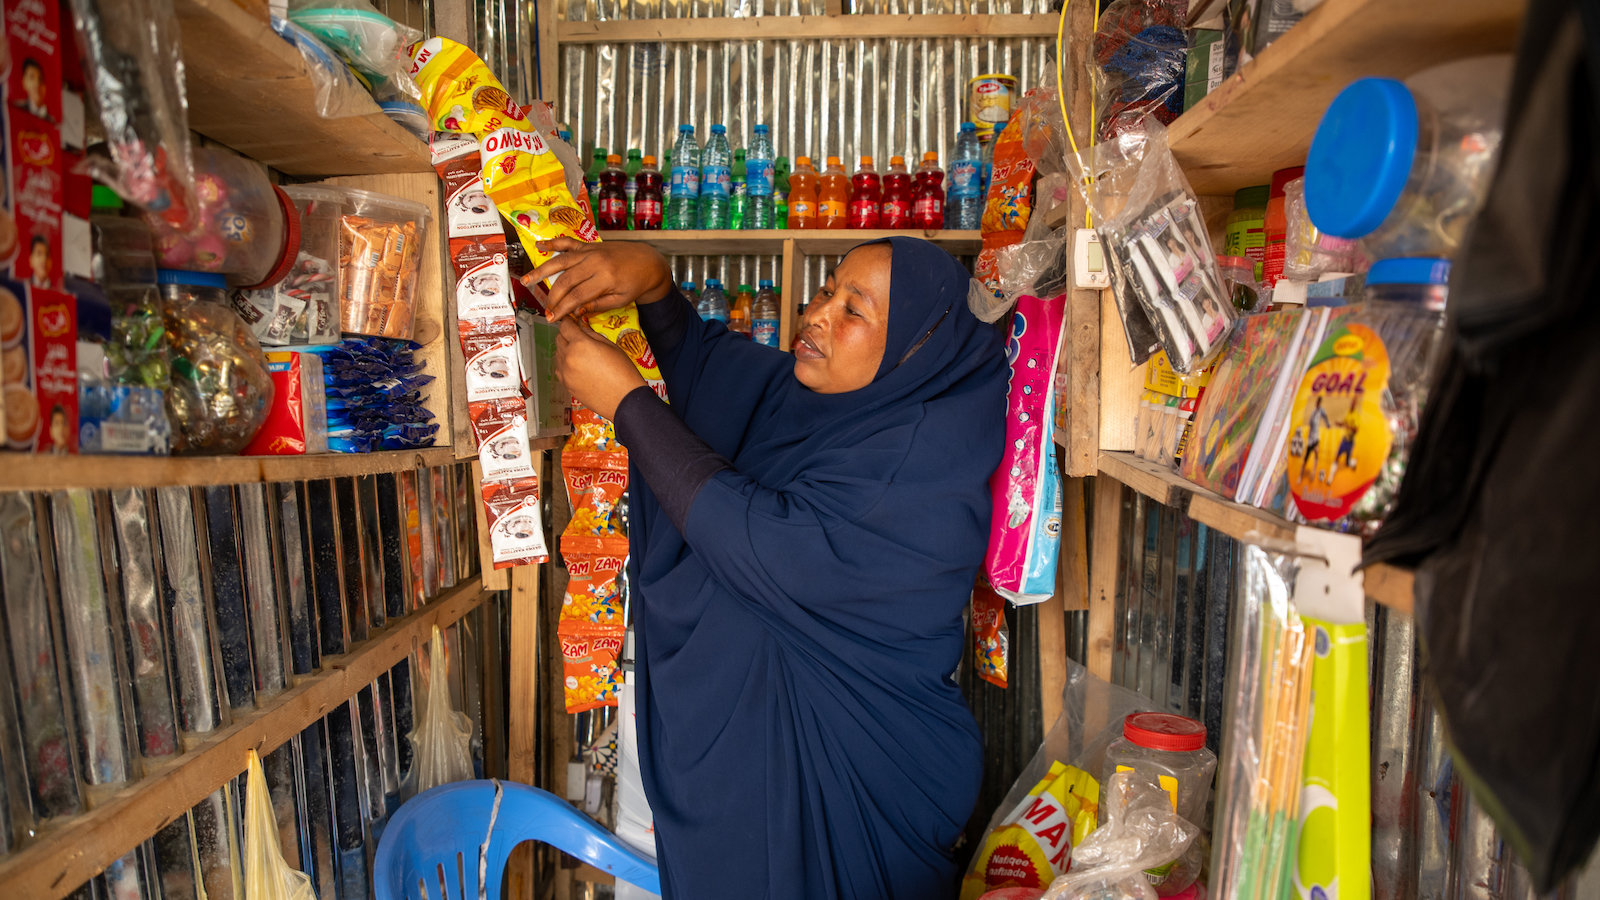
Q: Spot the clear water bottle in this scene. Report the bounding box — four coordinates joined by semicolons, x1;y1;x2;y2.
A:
681;281;701;310
669;125;701;230
698;278;730;323
979;120;1005;207
949;122;984;230
747;124;776;230
698;124;733;230
730;148;748;230
753;280;780;347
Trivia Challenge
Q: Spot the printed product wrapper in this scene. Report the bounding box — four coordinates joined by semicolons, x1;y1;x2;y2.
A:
561;445;628;538
983;294;1067;605
560;535;628;625
408;36;664;397
482;477;547;568
971;576;1009;688
961;761;1099;900
976;104;1038;292
558;620;625;713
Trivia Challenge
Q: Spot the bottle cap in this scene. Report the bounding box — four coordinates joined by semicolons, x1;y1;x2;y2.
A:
706;278;722;287
1305;76;1418;238
594;147;607;156
754;123;770;133
643;155;657;165
680;123;694;132
890;155;905;166
1366;257;1451;286
960;121;977;132
759;279;773;288
796;156;812;166
1269;165;1305;198
739;284;753;292
993;121;1007;136
860;155;874;167
922;151;939;162
91;185;124;210
1122;712;1206;752
628;148;641;157
711;123;726;134
1233;184;1271;209
607;154;621;164
827;156;842;166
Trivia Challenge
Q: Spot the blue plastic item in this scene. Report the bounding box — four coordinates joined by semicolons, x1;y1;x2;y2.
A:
374;780;660;899
1364;257;1451;285
1304;77;1419;239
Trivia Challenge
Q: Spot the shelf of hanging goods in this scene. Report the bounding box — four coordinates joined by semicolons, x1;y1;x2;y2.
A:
0;578;494;900
173;0;431;176
604;229;984;256
1097;451;1416;615
0;447;466;491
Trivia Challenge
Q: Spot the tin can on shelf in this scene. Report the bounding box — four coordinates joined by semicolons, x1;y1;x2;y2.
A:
967;74;1018;137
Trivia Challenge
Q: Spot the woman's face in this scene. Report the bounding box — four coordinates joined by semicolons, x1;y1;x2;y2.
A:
793;244;891;394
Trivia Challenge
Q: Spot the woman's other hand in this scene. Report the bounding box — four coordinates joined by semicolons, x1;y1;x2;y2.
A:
525;237;674;322
554;316;649;420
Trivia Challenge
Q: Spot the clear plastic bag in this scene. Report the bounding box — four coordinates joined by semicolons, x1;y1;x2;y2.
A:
243;748;316;900
1282;178;1363;281
68;0;198;230
1040;770;1200;900
1069;120;1236;373
270;16;374;119
288;0;421;101
983;228;1073;323
401;625;474;800
1092;0;1189;141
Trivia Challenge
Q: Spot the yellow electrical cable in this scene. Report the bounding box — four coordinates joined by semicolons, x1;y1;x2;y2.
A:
1055;0;1098;229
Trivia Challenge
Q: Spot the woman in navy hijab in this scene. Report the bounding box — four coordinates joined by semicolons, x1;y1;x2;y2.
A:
529;235;1007;899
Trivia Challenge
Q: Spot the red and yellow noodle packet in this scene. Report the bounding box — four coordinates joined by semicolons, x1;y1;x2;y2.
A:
408;36;664;398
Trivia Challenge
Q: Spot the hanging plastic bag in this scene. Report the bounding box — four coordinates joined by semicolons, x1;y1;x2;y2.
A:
401;625;474;800
1069;120;1236;374
270;16;375;119
289;0;421;100
243;748;316;900
1092;0;1189;141
1040;770;1200;900
961;761;1099;899
68;0;198;230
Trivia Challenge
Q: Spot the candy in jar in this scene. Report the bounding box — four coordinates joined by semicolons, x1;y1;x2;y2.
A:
158;270;275;453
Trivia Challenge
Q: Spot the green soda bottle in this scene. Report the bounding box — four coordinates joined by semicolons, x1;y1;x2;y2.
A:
624;149;643;230
774;156;792;231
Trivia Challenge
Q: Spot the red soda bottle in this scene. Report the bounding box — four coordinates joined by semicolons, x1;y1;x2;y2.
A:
848;156;881;229
597;154;628;230
880;156;912;229
633;155;663;230
912;152;945;230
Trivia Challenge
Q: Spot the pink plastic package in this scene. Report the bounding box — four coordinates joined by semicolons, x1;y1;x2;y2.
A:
983;292;1067;605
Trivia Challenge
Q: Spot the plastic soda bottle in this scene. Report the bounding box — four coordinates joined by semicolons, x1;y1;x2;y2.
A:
669;125;700;230
699;124;733;230
818;156;849;230
585;146;607;215
979;122;1004;205
753;280;780;347
730;148;749;230
787;156;819;229
949;123;983;230
731;283;755;338
849;156;882;229
698;279;730;323
881;156;913;229
913;152;946;230
623;149;643;230
597;154;628;230
633;155;663;230
774;157;792;230
680;281;700;309
747;125;776;230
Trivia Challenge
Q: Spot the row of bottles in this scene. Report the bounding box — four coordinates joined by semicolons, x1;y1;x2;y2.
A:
583;120;997;232
682;280;782;346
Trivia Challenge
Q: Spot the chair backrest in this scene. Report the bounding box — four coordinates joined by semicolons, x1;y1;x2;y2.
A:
373;780;661;900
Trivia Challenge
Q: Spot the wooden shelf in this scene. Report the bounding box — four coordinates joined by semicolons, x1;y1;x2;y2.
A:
556;13;1061;43
1097;452;1414;613
603;229;982;256
0;447;459;491
175;0;431;176
0;580;495;900
1168;0;1525;196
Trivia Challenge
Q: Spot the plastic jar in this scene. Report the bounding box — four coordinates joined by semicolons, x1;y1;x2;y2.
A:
1100;712;1216;828
1364;257;1450;311
320;186;432;340
239;184;346;345
1261;166;1303;288
1222;184;1269;280
1216;255;1260;311
148;146;291;287
158;269;274;454
1305;55;1513;260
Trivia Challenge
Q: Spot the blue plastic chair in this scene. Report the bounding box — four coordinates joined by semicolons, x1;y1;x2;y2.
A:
373;780;661;899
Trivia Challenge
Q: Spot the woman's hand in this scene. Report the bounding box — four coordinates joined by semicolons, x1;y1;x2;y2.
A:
554;316;649;420
525;237;674;322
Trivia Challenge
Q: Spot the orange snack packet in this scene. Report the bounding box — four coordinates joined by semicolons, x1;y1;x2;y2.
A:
558;620;626;712
971;577;1009;689
559;534;628;624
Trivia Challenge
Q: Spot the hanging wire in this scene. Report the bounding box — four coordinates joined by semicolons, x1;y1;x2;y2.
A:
1056;0;1098;228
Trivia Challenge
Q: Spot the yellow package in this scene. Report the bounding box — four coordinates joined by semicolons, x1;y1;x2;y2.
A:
409;37;665;399
959;762;1099;900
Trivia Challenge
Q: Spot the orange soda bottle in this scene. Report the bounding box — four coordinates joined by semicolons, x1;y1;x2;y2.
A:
786;156;819;229
818;156;850;230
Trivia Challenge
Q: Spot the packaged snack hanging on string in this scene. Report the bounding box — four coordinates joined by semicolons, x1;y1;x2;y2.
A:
558;620;626;713
560;405;629;623
970;577;1009;689
975;102;1039;293
961;761;1099;899
482;477;547;568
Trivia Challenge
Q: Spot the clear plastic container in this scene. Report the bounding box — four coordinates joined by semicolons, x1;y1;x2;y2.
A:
1100;712;1216;829
149;146;288;287
1364;257;1450;311
1223;184;1269;280
159;270;274;454
238;184;345;346
325;186;432;340
1305;55;1513;261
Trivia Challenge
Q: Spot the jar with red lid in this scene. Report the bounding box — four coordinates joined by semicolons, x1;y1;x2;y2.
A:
1100;711;1217;828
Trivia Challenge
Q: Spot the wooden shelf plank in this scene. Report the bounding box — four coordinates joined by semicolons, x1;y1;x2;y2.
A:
557;13;1061;43
175;0;431;175
602;229;981;256
0;581;494;900
1096;452;1414;612
0;447;458;491
1168;0;1525;195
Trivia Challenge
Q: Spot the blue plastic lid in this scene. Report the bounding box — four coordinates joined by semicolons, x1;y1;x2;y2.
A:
711;124;726;134
379;101;425;117
1305;77;1419;239
759;279;773;287
960;122;977;132
1366;257;1451;286
156;269;227;289
679;123;694;132
993;121;1007;136
754;124;769;134
680;281;696;290
705;278;722;287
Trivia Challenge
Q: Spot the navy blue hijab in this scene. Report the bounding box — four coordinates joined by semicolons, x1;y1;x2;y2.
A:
629;237;1007;899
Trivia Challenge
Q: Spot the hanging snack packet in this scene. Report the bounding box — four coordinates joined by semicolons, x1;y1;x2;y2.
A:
960;761;1099;900
558;620;626;713
560;535;627;625
408;37;665;398
460;316;522;401
975;104;1038;292
971;577;1009;689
